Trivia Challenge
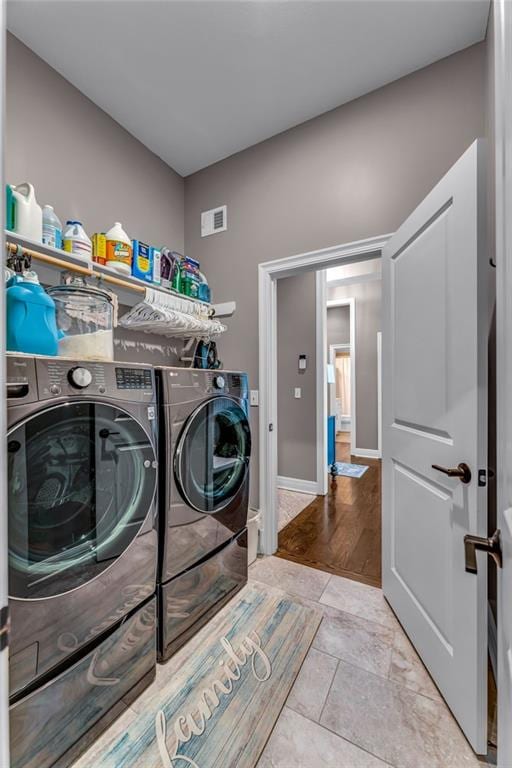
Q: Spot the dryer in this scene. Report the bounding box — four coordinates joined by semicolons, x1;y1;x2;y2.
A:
7;355;158;768
156;367;251;661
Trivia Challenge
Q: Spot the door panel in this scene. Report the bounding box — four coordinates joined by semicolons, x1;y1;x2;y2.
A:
393;208;449;430
382;140;487;752
392;463;453;646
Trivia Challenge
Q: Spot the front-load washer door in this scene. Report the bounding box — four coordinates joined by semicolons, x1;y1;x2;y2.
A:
174;396;251;514
7;401;157;600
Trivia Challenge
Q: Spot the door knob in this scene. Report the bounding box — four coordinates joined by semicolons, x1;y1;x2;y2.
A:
464;530;502;574
432;462;472;484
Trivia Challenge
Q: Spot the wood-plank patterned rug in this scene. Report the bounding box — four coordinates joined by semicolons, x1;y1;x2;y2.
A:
73;582;321;768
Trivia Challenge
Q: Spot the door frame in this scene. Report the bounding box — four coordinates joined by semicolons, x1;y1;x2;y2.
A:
258;234;391;555
327;298;356;454
495;0;512;765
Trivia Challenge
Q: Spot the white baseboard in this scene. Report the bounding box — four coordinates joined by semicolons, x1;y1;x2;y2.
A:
353;448;381;459
277;476;319;495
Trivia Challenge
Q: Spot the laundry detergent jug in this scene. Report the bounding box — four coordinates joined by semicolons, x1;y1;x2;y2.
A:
105;222;132;275
6;271;59;356
63;221;92;261
6;185;16;231
11;182;43;242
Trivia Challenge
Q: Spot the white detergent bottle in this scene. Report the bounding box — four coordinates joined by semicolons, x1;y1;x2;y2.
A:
105;222;133;275
12;182;43;242
63;221;92;261
42;205;63;249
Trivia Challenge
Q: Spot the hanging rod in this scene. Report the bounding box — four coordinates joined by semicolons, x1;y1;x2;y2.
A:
6;239;146;295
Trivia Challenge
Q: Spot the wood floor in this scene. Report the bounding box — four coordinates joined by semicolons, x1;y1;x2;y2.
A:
276;433;382;587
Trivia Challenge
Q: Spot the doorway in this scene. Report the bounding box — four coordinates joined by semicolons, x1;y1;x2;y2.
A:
275;262;383;587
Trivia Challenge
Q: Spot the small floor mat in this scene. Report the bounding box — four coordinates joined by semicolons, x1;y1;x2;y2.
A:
72;582;321;768
331;461;369;478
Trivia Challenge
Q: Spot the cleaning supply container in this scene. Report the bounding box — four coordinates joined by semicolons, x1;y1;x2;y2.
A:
63;221;92;260
151;247;162;285
48;277;114;361
6;185;16;231
42;205;63;249
198;272;211;303
131;240;152;283
11;182;43;241
105;222;132;275
92;233;107;265
6;271;59;356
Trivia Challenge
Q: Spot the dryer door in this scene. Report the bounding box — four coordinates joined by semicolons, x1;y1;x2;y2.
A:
7;401;157;599
175;396;251;514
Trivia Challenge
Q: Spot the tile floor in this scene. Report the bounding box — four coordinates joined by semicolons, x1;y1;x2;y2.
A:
251;555;490;768
277;488;315;531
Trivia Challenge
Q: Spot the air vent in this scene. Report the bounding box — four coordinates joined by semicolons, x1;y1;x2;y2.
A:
201;205;227;237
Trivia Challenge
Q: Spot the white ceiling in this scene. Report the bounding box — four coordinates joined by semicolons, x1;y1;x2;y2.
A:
7;0;490;176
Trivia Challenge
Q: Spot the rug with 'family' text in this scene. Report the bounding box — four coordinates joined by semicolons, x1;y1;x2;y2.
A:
73;581;321;768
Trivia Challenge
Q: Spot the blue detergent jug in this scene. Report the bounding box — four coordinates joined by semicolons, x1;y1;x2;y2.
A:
6;272;59;356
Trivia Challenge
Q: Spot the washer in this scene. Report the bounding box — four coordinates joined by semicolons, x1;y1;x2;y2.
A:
7;355;158;768
156;367;251;661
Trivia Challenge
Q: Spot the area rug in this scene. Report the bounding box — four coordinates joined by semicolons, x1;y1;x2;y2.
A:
73;582;321;768
331;461;369;478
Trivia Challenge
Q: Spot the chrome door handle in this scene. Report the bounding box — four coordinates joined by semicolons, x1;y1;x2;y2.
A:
432;462;472;484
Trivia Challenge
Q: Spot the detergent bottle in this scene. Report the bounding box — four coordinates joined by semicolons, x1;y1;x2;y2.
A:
5;185;16;231
63;221;92;261
6;270;59;356
11;182;43;241
42;205;63;249
105;222;132;275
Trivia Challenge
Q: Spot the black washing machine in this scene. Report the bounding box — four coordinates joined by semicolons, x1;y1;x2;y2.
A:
156;367;251;661
7;355;159;768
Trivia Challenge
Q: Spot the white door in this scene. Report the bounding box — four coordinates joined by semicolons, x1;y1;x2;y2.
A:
382;140;488;753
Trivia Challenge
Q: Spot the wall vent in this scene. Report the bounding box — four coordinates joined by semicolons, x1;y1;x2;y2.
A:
201;205;227;237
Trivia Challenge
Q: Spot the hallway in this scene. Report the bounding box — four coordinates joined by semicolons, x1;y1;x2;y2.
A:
277;434;382;587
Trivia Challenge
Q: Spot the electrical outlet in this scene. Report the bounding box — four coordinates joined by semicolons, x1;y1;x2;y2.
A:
250;390;259;406
294;388;301;399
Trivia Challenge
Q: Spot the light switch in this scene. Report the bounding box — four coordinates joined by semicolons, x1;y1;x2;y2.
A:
294;388;301;399
250;390;259;406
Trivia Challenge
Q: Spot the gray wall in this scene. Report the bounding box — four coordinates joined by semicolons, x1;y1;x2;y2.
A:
277;273;317;481
184;42;486;507
6;33;184;251
328;279;382;451
327;305;350;348
327;303;351;422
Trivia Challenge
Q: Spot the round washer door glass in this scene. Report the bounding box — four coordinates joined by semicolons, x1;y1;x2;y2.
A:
8;402;157;599
176;396;251;513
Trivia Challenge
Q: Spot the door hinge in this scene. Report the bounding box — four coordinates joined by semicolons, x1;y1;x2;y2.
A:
464;529;502;574
269;423;274;432
0;605;9;651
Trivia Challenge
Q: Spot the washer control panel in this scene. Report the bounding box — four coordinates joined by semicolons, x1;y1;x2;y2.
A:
115;367;153;390
32;359;155;402
205;372;248;397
